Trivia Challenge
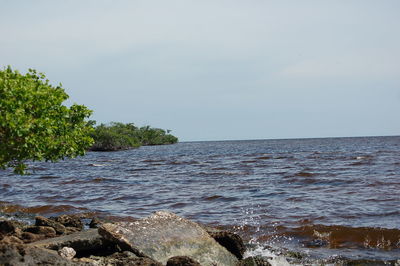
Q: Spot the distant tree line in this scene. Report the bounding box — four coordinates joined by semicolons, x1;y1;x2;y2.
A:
89;122;178;151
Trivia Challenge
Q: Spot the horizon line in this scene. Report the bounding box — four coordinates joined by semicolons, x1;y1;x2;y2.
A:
180;134;400;143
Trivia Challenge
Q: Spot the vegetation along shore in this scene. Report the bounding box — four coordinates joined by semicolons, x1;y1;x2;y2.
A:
0;66;177;174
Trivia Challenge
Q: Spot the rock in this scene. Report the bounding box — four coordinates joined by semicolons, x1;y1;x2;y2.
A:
89;217;102;228
35;216;66;235
0;235;24;245
59;246;77;260
30;228;105;254
208;231;246;259
0;220;24;235
99;211;239;266
0;220;17;234
0;243;80;265
166;256;201;266
65;226;82;234
127;257;163;266
53;215;84;230
21;231;46;243
87;251;162;266
25;225;57;237
237;256;272;266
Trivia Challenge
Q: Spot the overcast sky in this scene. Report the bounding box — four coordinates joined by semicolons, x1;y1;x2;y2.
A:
1;1;399;141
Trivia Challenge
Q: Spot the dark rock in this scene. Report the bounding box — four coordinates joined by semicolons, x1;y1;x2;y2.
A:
53;215;84;230
208;231;246;259
35;216;66;235
25;225;57;237
86;251;162;266
126;257;164;266
0;220;24;235
89;217;102;228
301;239;328;248
167;256;201;266
0;243;81;265
30;228;104;253
99;211;239;266
237;256;272;266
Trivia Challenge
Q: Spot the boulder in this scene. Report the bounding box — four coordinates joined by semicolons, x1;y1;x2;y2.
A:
20;232;46;243
0;220;24;235
99;211;239;266
53;215;84;230
89;217;102;228
25;225;57;237
35;216;66;235
208;231;246;259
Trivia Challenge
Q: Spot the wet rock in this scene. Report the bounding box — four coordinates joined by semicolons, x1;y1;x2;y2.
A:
0;219;24;235
53;215;84;230
35;216;66;235
0;243;80;265
25;225;57;237
166;256;201;266
208;231;246;259
99;211;239;266
89;217;102;228
30;228;105;254
59;246;77;260
301;239;328;248
21;232;46;243
237;256;272;266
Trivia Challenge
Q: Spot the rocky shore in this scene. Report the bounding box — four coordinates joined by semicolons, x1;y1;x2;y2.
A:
0;211;271;266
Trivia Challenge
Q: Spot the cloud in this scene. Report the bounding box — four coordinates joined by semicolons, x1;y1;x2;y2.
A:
279;53;400;81
1;0;400;140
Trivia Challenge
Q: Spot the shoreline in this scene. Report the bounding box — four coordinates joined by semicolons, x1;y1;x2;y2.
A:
1;207;399;265
0;211;258;266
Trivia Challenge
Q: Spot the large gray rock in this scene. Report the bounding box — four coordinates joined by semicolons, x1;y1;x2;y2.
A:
99;211;239;266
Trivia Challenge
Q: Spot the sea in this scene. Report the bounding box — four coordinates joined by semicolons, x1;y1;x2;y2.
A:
1;136;399;265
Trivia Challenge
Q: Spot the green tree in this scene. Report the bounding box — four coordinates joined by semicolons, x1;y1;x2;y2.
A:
0;66;94;174
90;122;178;151
90;122;141;151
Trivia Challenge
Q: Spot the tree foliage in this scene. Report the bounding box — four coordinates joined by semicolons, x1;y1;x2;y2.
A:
90;122;178;151
0;66;94;174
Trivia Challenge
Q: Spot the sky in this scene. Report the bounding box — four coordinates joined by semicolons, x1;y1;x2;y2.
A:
1;0;399;141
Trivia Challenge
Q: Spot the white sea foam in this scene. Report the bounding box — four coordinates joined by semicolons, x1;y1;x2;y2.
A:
244;245;292;266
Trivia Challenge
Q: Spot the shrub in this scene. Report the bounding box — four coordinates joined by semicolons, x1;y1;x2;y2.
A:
0;66;93;174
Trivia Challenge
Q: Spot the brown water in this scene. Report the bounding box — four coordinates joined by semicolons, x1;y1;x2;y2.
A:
1;136;400;263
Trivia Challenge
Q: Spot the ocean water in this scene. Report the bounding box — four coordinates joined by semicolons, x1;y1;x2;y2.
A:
1;136;400;263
